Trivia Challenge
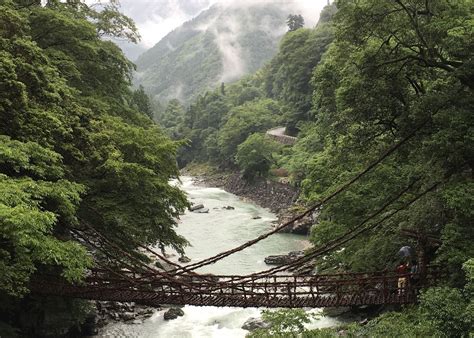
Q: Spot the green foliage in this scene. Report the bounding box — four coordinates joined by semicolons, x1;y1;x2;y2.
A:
171;5;337;168
463;259;474;334
419;287;469;336
283;0;474;275
337;277;473;337
248;309;315;338
264;12;335;133
235;133;280;180
217;99;282;162
0;135;89;296
265;267;474;337
341;307;439;338
156;99;186;138
1;295;92;338
131;85;153;119
286;14;304;31
256;1;473;334
171;1;473;336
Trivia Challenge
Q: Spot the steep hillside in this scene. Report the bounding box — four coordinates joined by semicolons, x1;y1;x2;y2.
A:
134;3;294;104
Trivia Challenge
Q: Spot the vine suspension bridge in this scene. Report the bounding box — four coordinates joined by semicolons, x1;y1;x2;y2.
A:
32;120;445;308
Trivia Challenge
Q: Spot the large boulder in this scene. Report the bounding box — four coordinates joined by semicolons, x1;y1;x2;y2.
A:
79;309;99;336
264;255;293;265
193;208;209;213
178;256;191;263
241;317;270;331
264;251;304;266
189;203;204;211
163;307;185;321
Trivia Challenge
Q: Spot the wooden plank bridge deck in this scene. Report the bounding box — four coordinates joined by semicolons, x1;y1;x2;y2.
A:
32;267;443;308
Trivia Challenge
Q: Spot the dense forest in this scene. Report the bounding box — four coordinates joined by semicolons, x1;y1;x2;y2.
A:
157;1;473;336
0;0;188;336
1;0;472;337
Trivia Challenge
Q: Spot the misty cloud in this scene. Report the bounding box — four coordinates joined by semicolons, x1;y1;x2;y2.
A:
92;0;327;50
131;0;329;104
189;1;326;82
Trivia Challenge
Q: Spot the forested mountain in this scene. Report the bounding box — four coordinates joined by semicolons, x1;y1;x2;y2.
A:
134;2;296;104
0;1;187;335
163;1;473;336
160;4;336;168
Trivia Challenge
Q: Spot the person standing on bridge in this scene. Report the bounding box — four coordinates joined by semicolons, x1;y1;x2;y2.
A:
396;261;408;295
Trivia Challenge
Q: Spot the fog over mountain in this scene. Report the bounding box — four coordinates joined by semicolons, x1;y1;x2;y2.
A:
113;1;325;61
112;0;216;60
127;1;326;104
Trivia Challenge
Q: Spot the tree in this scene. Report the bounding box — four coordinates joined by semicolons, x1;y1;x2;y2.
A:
131;85;153;119
286;14;304;31
0;1;188;335
248;309;315;337
156;99;185;138
273;0;472;280
235;133;280;180
265;9;335;134
217;99;282;163
336;0;474;89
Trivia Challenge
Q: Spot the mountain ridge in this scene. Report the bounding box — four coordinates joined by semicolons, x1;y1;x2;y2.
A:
134;3;302;104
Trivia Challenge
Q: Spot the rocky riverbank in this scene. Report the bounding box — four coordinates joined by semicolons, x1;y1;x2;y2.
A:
185;169;317;236
95;301;156;327
191;172;298;214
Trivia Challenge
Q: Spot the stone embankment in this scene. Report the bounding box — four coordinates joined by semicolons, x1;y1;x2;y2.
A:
192;172;317;236
195;173;299;214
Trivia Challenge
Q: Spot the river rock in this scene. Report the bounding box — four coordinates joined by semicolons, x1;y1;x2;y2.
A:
121;312;136;321
277;210;315;235
264;251;304;266
223;205;235;210
264;255;293;265
193;208;209;213
79;309;99;336
252;216;262;220
189;203;204;211
163;307;185;320
178;256;191;263
241;317;270;331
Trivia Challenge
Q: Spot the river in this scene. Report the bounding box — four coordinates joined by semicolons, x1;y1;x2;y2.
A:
98;177;340;337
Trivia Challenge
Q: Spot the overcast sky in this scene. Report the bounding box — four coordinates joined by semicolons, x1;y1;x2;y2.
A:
113;0;329;49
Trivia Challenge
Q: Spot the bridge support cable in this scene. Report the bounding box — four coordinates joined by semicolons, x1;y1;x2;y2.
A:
74;225;267;296
80;225;232;288
70;229;145;285
161;118;433;275
75;205;229;285
74;223;202;291
231;180;441;285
